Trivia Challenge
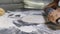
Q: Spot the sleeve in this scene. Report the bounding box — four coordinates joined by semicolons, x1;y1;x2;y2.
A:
45;8;54;14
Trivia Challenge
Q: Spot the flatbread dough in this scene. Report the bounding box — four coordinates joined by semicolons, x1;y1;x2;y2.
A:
21;15;45;24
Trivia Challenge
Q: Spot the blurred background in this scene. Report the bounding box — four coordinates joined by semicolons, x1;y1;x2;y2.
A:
0;0;53;10
24;0;53;9
0;0;23;10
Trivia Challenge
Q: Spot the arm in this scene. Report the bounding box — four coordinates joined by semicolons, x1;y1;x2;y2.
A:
44;0;59;11
44;0;59;14
47;0;59;9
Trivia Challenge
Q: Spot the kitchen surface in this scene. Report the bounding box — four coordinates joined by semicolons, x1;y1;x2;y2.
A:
0;0;60;34
0;9;59;34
